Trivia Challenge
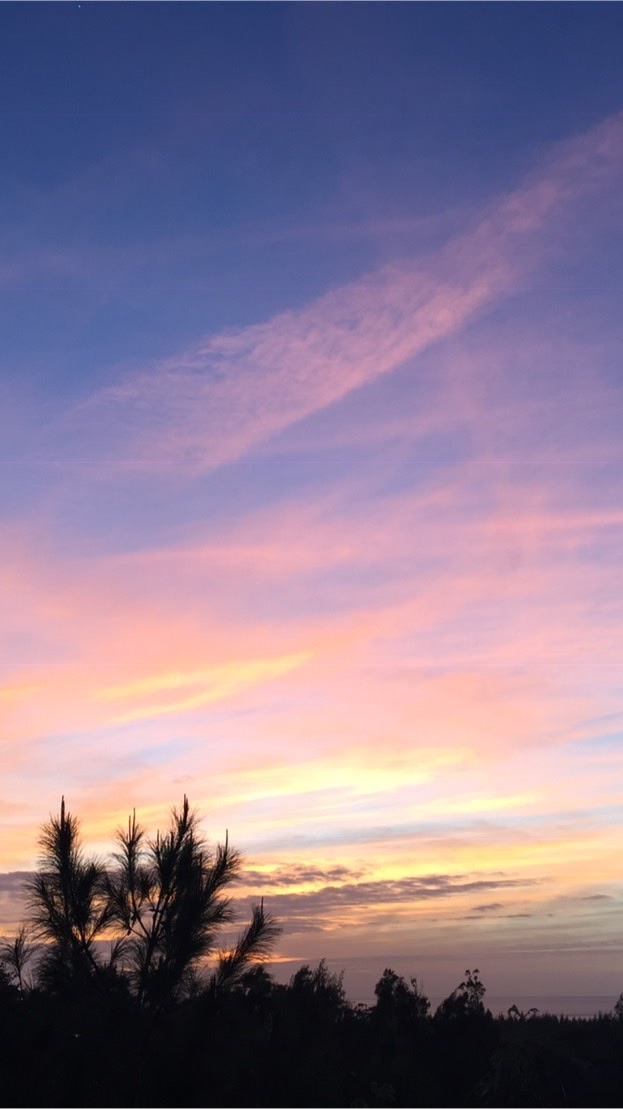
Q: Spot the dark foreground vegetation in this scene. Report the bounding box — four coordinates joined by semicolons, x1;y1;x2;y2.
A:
1;800;622;1108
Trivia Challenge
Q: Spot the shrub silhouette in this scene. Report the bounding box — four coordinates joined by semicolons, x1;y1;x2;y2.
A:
0;924;35;994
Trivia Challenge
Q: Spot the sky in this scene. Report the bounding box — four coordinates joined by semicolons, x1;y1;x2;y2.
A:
1;2;623;1006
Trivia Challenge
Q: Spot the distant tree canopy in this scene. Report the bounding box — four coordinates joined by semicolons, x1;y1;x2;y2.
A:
9;796;279;1011
373;966;430;1022
434;967;488;1021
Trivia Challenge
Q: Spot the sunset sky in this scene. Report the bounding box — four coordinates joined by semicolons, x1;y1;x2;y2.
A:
1;3;623;1004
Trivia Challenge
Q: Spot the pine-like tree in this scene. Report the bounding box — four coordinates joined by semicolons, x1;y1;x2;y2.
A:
106;796;280;1010
24;796;279;1011
26;797;111;993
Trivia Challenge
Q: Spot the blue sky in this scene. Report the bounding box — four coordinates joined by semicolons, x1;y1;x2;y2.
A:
4;3;623;386
1;2;623;1004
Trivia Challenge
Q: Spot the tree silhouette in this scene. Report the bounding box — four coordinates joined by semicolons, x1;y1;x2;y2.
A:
26;797;112;993
288;959;347;1022
106;796;279;1010
435;967;488;1020
25;796;279;1010
373;967;430;1021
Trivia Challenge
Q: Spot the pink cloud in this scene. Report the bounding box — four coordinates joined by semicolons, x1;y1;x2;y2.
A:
2;424;621;777
60;110;623;470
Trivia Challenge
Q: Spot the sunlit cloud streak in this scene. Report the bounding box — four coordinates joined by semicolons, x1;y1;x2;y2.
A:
53;110;623;471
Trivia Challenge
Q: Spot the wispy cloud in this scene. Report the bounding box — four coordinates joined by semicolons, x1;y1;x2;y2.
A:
54;109;623;470
95;651;312;724
247;873;539;937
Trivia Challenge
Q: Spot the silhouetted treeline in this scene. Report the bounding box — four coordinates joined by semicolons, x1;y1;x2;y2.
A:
2;801;623;1107
2;956;623;1107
